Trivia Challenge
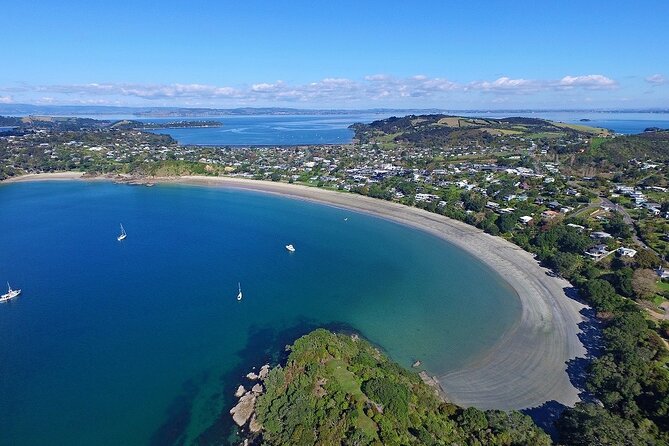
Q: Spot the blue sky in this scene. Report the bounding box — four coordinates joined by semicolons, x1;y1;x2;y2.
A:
1;0;668;109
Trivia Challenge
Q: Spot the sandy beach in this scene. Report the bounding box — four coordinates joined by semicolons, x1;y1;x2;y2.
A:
3;172;588;410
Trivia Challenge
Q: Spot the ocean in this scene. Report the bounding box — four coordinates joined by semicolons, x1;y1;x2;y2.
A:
0;181;520;445
144;112;669;146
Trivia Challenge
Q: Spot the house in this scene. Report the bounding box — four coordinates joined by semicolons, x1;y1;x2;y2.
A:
591;231;613;239
657;267;669;279
586;244;609;259
519;215;533;225
617;247;637;258
567;223;586;231
415;193;440;202
643;202;661;215
541;210;560;220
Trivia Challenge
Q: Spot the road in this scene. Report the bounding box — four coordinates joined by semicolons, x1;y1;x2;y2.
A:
600;197;651;250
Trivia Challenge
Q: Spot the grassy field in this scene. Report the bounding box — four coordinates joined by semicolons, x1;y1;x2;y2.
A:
326;359;364;399
552;122;612;136
658;281;669;293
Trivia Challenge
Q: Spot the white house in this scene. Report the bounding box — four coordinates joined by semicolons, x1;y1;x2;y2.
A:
586;244;609;259
617;247;637;258
519;215;533;225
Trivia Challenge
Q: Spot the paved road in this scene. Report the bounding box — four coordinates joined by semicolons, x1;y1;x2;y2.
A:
600;197;651;250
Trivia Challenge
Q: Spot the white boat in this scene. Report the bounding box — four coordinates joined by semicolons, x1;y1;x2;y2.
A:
237;282;243;301
117;223;127;241
285;244;295;252
0;282;21;303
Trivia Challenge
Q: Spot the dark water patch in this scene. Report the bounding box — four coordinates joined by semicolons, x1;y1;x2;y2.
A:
187;319;360;445
149;377;202;446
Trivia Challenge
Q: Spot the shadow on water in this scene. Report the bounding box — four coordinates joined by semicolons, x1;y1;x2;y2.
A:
522;286;603;439
149;318;360;446
147;376;205;446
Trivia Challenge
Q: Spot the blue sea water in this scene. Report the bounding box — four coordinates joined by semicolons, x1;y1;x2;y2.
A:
0;181;520;445
143;114;390;146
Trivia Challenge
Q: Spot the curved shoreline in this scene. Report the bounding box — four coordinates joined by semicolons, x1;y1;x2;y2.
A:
3;172;588;410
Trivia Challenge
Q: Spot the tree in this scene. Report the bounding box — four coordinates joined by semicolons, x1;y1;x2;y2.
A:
496;213;517;233
612;267;634;297
549;251;583;279
631;268;658;300
461;192;485;212
604;213;631;239
557;403;655;446
582;279;625;313
634;249;662;269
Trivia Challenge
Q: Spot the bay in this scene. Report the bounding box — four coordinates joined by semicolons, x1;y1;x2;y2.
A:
0;181;521;445
143;114;389;146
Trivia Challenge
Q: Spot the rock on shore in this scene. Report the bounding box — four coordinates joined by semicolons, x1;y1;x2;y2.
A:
230;393;256;427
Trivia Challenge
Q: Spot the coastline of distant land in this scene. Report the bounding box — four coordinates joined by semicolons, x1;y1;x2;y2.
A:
2;171;588;411
1;103;668;117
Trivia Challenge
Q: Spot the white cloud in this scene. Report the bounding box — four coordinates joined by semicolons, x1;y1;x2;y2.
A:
645;74;666;85
0;73;620;106
0;95;12;104
468;77;539;93
557;74;617;89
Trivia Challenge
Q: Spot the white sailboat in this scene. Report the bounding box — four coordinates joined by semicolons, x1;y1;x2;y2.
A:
237;282;243;301
117;223;127;241
285;244;295;252
0;282;21;303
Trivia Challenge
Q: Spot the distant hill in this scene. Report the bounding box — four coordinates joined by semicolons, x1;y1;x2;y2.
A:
584;130;669;165
350;114;611;148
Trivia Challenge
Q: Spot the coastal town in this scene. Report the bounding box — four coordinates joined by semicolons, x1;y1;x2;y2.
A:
2;115;668;274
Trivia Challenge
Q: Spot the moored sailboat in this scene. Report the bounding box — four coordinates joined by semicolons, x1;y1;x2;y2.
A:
0;282;21;303
117;223;127;241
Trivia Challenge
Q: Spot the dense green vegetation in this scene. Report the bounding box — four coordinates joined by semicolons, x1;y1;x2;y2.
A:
555;273;669;444
254;329;551;446
580;131;669;166
351;114;606;150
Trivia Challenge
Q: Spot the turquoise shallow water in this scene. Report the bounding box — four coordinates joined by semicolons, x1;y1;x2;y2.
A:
0;182;521;445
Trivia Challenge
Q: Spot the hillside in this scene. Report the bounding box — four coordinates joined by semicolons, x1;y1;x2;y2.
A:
245;329;551;446
583;130;669;166
350;114;611;149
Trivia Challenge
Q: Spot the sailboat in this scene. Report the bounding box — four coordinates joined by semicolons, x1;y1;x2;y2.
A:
0;282;21;303
236;282;243;301
117;223;127;241
285;244;295;252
